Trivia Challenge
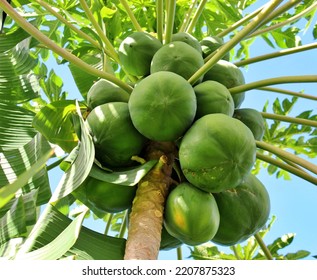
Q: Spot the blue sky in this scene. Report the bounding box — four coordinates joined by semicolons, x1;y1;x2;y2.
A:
46;2;317;260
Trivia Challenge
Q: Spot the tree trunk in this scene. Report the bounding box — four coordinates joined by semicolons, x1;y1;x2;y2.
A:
124;142;176;260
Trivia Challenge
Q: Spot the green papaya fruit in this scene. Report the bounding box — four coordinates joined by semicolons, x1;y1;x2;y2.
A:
164;182;220;246
233;108;265;141
193;80;235;119
203;60;245;108
128;71;197;141
87;79;130;110
200;36;230;61
179;114;256;193
118;32;162;76
171;32;202;53
150;41;205;82
76;176;137;214
212;173;270;246
86;102;147;167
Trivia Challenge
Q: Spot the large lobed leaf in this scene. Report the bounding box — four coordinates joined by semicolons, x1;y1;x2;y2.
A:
0;133;52;208
32;100;80;153
15;204;126;260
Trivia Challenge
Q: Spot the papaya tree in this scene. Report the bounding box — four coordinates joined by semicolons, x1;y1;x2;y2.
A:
0;0;316;260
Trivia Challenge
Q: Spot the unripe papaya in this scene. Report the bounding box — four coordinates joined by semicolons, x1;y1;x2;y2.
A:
77;176;137;214
179;114;256;193
164;182;220;246
233;108;265;141
87;79;130;110
150;41;205;82
200;36;230;61
203;60;245;108
171;32;202;53
193;80;235;119
86;102;147;167
212;173;270;246
129;71;197;141
118;32;162;76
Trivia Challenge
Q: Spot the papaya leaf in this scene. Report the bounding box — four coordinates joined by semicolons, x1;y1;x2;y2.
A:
89;160;158;186
0;25;30;52
267;233;295;255
0;190;39;258
190;244;236;260
284;250;310;260
0;197;27;248
39;69;65;102
0;133;53;209
32;100;81;153
15;209;87;260
0;189;38;225
49;102;95;203
18;204;126;260
0;45;39;103
0;238;24;259
0;102;36;151
68;52;103;99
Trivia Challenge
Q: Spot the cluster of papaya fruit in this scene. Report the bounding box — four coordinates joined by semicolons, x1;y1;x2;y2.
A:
77;31;270;249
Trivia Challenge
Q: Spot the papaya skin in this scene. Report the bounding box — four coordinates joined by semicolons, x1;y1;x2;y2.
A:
87;79;130;110
164;182;220;246
84;176;137;213
200;36;230;61
86;102;147;167
171;32;202;54
179;114;256;193
212;173;271;246
118;32;162;77
203;60;245;108
233;108;265;141
150;41;205;83
128;71;197;141
194;80;235;119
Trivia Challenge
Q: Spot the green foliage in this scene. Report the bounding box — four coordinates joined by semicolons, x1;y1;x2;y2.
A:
190;217;310;260
0;0;316;260
254;97;317;179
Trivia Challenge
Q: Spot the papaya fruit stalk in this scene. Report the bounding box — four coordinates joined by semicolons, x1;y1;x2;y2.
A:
124;142;176;260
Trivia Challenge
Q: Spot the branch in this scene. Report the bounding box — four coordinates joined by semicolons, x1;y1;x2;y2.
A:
119;0;143;32
256;141;317;175
234;43;317;67
247;1;317;39
186;0;208;34
0;0;133;93
179;0;198;33
156;0;164;42
258;87;317;101
229;75;317;95
164;0;176;44
261;112;317;128
254;233;274;260
188;0;284;85
216;4;263;38
78;0;119;61
256;152;317;185
34;0;101;49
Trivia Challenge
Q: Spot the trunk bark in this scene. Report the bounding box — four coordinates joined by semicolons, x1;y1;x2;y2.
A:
124;141;176;260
